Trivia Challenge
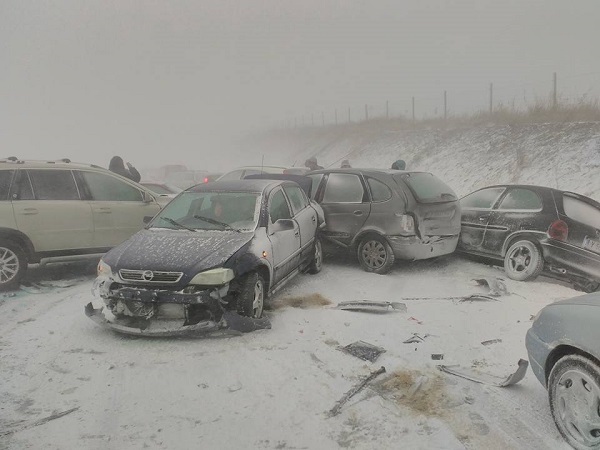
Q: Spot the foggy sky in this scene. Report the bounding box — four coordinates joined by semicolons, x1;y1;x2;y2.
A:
2;0;600;171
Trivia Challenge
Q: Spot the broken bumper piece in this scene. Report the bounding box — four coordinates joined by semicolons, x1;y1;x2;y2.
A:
85;303;271;337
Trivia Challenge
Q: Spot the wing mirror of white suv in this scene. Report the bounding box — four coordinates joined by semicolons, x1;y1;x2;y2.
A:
142;191;155;203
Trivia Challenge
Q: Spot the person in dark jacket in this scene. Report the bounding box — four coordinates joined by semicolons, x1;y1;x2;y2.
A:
391;159;406;170
304;156;324;171
109;156;141;182
340;159;352;168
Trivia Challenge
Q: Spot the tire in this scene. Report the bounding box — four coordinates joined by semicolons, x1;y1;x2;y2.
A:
503;240;544;281
236;272;265;318
307;238;323;274
548;354;600;450
357;235;395;274
0;239;27;291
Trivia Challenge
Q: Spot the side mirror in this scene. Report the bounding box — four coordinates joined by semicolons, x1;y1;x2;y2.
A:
142;191;154;203
270;218;295;234
143;215;154;224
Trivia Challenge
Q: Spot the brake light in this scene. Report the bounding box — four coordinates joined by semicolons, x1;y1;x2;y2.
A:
548;220;568;241
203;177;209;183
399;214;415;234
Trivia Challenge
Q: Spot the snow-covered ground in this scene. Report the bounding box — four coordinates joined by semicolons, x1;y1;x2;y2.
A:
0;253;577;450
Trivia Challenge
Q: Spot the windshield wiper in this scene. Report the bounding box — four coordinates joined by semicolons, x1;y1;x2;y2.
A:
193;215;240;232
161;217;197;232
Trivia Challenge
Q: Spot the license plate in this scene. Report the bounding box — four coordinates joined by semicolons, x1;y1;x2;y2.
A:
583;236;600;254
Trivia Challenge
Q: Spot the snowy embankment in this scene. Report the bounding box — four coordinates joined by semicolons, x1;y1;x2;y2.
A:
251;121;600;199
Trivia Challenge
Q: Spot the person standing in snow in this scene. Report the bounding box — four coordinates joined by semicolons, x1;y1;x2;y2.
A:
304;156;324;171
109;156;141;182
391;159;406;170
340;160;352;168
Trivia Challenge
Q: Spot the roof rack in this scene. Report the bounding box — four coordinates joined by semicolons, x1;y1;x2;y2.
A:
0;158;102;169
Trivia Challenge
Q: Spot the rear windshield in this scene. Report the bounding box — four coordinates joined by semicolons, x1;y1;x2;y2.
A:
394;173;457;204
0;170;14;200
563;194;600;229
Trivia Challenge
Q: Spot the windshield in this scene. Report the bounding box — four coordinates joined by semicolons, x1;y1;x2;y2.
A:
150;191;261;232
394;173;458;204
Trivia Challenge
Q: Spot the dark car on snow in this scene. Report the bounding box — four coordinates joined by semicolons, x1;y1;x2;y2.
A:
306;169;461;274
459;184;600;291
86;179;325;336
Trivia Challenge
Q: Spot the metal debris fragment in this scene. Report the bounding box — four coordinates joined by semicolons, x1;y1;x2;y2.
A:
328;366;386;417
340;341;386;362
336;301;407;313
472;277;509;297
437;359;529;387
431;354;444;360
481;339;503;346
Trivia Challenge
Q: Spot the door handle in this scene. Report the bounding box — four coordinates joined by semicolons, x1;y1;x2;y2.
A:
478;216;489;222
95;208;112;214
353;210;363;216
294;231;300;237
21;208;38;215
311;216;316;222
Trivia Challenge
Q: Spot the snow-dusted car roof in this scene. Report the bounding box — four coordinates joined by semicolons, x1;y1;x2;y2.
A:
188;179;286;193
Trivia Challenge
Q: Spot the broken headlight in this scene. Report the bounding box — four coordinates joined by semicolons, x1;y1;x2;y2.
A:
97;260;113;277
189;267;234;286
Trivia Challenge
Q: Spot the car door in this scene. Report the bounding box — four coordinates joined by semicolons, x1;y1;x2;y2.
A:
267;187;301;285
315;172;370;245
283;184;317;262
76;170;161;248
459;187;505;252
11;169;94;252
482;187;545;253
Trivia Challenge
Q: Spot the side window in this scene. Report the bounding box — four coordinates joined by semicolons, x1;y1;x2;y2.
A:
269;189;292;223
563;195;600;228
460;187;505;209
367;177;392;202
242;169;262;178
0;170;14;201
307;174;324;200
11;170;34;200
80;171;143;201
283;185;308;215
28;170;79;200
322;173;364;203
498;189;542;210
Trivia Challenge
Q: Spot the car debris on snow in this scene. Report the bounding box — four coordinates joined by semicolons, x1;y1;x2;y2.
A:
336;301;407;313
481;338;503;346
403;333;430;344
431;354;444;360
472;277;509;297
339;341;386;362
437;359;529;387
0;407;80;437
327;366;386;417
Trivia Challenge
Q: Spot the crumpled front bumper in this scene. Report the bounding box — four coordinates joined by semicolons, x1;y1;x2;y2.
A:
85;303;271;337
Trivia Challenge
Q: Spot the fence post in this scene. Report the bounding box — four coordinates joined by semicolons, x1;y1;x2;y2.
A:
444;90;447;121
335;108;338;125
365;104;368;121
386;100;389;119
348;107;351;123
489;83;493;115
321;111;324;126
553;72;557;109
412;97;415;122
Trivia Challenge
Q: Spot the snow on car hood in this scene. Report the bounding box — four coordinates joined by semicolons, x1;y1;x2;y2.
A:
549;292;600;308
103;228;254;276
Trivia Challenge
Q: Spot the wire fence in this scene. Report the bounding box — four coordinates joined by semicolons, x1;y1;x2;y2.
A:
277;71;600;129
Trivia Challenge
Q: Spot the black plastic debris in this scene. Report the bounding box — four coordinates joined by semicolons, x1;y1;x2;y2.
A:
481;338;502;346
403;333;429;344
340;341;386;362
327;366;386;417
337;301;407;313
472;277;509;297
437;359;529;387
431;354;444;360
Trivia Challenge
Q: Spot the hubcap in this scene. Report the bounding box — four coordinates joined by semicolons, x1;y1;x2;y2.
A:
361;240;387;269
252;279;264;318
556;369;600;447
0;247;19;284
508;246;532;273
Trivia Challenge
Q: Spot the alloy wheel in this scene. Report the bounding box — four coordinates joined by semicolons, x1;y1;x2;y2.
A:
361;240;387;270
0;246;19;285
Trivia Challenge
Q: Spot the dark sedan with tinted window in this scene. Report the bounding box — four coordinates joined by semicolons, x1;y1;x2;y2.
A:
459;184;600;291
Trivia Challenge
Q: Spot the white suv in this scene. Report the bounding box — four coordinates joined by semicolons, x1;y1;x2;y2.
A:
0;158;165;289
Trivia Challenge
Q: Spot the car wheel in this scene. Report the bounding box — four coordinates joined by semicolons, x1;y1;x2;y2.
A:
504;240;544;281
357;235;395;274
548;354;600;450
236;272;265;318
307;238;323;274
0;239;27;291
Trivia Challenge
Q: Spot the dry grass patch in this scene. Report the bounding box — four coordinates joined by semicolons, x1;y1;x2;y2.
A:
272;293;332;310
376;369;448;417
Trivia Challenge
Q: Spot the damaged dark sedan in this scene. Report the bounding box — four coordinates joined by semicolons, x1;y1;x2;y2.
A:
86;179;325;336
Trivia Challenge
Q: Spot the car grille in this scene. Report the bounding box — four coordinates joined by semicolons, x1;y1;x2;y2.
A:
119;269;183;284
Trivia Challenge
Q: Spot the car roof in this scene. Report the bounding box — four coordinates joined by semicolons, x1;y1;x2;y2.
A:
307;168;429;176
188;179;284;193
0;158;106;171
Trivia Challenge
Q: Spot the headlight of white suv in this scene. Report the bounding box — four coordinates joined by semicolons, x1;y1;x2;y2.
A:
189;268;235;285
97;260;112;277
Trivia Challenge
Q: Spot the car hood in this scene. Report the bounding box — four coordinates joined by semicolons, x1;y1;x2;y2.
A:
547;292;600;308
103;228;254;277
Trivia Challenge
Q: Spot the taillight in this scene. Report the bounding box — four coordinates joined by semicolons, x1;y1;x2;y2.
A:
398;214;415;234
548;220;568;241
203;177;209;183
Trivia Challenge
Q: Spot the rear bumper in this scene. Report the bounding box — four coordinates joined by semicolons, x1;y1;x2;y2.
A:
525;327;552;388
540;239;600;282
388;235;458;260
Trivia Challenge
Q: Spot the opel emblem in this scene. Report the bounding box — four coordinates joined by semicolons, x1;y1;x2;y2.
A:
142;270;154;281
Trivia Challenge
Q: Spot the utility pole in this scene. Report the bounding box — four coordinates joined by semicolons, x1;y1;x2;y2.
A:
553;72;557;109
365;104;368;121
489;83;493;115
335;108;338;125
386;100;389;119
321;111;324;126
412;97;415;122
348;107;351;123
